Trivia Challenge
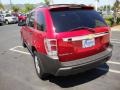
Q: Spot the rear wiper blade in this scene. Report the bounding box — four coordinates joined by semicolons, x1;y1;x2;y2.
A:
69;27;95;32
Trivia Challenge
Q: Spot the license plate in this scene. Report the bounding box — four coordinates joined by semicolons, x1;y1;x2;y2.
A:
82;39;95;48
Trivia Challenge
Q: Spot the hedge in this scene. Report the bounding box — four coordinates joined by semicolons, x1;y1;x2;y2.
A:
104;16;120;26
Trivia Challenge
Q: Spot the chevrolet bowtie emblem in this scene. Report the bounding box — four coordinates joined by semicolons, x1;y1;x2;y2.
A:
87;34;95;39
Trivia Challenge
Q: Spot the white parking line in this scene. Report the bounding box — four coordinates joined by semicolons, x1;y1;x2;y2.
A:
111;39;120;41
111;29;120;31
108;61;120;65
9;46;30;55
9;46;120;74
9;46;23;50
111;39;120;44
98;68;120;74
111;41;120;44
10;49;30;55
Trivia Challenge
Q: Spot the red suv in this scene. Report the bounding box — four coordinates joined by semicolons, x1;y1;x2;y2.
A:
18;14;27;22
19;4;113;79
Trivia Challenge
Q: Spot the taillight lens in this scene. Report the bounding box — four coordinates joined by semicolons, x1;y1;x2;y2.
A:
44;39;58;59
109;29;112;42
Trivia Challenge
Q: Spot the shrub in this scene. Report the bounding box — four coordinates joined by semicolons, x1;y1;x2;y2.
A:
117;17;120;24
105;19;112;26
104;16;114;26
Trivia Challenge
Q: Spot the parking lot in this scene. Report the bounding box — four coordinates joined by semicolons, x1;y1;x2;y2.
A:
0;24;120;90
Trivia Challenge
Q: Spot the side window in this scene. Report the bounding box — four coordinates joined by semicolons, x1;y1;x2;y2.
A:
6;14;11;17
26;14;30;26
36;11;46;31
28;12;35;28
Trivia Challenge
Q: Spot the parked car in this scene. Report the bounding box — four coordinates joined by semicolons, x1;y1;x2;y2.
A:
18;14;27;22
0;14;4;25
19;4;113;79
3;13;18;24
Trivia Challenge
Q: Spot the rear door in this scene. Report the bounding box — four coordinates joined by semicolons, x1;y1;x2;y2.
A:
32;10;47;53
21;15;30;43
50;8;110;62
27;12;36;47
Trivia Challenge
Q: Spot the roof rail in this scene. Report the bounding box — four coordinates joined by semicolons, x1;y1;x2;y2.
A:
35;4;85;7
49;4;86;7
36;4;48;9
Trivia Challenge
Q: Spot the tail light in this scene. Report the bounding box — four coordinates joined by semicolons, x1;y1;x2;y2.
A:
44;39;58;59
109;29;112;42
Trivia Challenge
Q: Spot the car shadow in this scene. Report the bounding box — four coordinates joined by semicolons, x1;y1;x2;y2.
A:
47;63;109;88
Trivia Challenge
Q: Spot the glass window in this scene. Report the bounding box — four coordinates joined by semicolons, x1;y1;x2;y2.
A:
28;12;35;28
36;11;46;31
50;9;107;33
6;14;12;17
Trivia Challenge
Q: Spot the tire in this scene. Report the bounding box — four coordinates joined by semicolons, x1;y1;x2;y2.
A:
21;37;26;48
5;20;9;24
33;51;48;80
0;23;3;26
22;40;26;48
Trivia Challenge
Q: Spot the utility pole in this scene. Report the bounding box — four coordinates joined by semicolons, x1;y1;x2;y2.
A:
50;0;53;5
106;0;110;15
95;0;99;11
95;0;98;11
10;0;12;9
106;0;108;14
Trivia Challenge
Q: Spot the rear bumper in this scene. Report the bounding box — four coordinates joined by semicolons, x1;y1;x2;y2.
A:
0;21;4;24
38;44;113;76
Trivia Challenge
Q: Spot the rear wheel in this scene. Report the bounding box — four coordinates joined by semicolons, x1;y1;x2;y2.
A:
34;51;48;80
21;37;26;48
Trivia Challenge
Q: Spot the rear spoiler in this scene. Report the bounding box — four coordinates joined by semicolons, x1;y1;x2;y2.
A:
49;4;94;11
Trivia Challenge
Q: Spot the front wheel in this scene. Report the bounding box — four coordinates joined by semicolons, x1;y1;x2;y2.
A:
5;20;9;24
34;51;48;80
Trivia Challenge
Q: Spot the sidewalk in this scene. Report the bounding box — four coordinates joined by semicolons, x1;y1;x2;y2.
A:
111;25;120;31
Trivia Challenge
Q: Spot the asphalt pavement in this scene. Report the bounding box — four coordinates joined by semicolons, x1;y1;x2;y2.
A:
0;24;120;90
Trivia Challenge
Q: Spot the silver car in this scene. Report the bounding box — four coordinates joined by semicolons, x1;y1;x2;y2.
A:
0;14;4;25
3;14;18;24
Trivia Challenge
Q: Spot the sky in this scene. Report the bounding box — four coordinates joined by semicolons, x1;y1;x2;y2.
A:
0;0;117;6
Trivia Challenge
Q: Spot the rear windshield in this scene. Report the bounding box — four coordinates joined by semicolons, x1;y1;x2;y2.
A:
50;9;107;33
6;14;12;17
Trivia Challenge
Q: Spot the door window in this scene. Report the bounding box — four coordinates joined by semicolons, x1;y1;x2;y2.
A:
36;11;46;31
27;12;35;28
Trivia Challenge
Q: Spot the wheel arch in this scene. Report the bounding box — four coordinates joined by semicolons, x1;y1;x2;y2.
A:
31;46;37;54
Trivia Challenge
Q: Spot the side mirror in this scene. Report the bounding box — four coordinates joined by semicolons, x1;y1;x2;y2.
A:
40;25;44;31
18;20;26;26
37;24;45;31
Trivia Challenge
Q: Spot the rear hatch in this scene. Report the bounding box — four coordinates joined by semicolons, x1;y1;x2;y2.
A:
50;6;110;62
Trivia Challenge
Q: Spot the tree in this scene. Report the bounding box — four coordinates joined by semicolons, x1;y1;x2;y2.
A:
0;3;4;10
45;0;50;5
113;0;120;24
12;5;20;12
25;4;34;12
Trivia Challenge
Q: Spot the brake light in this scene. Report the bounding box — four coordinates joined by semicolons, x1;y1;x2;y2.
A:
44;39;58;59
